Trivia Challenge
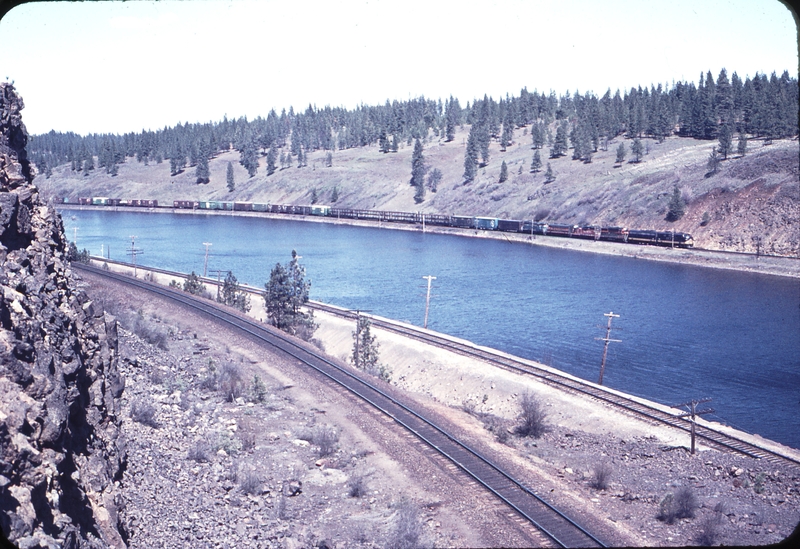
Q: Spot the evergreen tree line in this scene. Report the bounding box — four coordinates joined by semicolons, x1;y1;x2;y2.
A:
29;69;797;181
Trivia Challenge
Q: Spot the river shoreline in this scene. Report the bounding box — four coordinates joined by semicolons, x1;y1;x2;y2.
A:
60;204;799;278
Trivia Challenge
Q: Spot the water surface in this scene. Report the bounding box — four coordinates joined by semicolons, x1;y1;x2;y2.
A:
63;209;800;449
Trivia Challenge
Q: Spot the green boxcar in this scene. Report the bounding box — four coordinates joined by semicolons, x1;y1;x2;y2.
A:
474;216;499;230
311;205;330;216
92;197;109;206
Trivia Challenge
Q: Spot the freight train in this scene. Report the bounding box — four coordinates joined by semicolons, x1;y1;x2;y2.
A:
67;197;694;248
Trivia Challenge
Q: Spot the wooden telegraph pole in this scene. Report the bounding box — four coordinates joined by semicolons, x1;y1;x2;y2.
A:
422;275;436;329
675;398;714;454
202;242;212;277
127;236;143;278
209;269;231;300
595;312;621;385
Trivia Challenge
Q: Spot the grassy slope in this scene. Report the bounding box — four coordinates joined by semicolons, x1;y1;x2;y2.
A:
37;126;799;256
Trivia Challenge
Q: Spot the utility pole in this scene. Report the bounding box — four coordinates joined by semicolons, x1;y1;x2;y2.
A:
127;236;143;278
595;312;621;385
674;398;714;454
422;275;436;329
209;269;230;301
202;242;212;277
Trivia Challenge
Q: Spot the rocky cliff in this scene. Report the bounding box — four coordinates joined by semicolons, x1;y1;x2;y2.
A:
1;84;127;547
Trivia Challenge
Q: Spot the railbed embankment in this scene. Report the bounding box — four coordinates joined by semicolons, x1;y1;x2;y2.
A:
83;256;800;465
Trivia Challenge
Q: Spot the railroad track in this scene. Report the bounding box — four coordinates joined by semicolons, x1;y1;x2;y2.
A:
75;262;606;548
308;301;800;469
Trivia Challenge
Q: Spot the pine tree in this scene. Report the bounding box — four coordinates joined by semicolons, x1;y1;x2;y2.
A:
631;138;644;163
196;153;210;184
463;124;480;182
240;141;258;177
226;161;235;191
263;251;316;340
707;146;720;175
266;144;277;175
737;131;748;156
615;141;627;163
718;124;732;159
500;113;513;152
426;168;442;192
352;316;390;381
666;186;686;221
411;139;426;203
544;162;555;183
551;121;568;157
530;150;542;173
379;129;390;153
499;160;508;183
325;151;333;167
331;186;339;202
218;272;251;313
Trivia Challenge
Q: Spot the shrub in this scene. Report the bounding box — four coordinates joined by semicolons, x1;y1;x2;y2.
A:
187;442;211;463
200;360;218;392
674;486;697;519
591;462;612;490
697;502;726;546
515;391;549;438
128;313;169;350
239;470;262;495
387;500;424;549
251;374;268;403
481;415;510;444
218;362;244;402
130;398;159;428
347;472;368;498
658;486;697;524
312;425;339;457
753;472;767;494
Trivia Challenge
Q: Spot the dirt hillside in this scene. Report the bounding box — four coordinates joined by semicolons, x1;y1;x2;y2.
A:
37;129;799;256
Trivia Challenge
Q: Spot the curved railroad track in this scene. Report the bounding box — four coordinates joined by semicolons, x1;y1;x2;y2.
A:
307;301;800;469
75;262;606;548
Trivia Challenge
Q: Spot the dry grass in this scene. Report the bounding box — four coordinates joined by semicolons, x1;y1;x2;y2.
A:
46;129;798;255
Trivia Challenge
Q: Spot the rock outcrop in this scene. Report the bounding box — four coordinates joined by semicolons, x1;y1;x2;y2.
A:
1;84;126;547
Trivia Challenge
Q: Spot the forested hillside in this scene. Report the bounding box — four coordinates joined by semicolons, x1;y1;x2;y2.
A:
30;69;800;255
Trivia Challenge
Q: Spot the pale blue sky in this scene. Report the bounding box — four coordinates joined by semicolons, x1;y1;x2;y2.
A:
0;0;796;135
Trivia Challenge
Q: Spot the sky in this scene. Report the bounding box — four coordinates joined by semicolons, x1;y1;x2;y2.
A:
0;0;797;136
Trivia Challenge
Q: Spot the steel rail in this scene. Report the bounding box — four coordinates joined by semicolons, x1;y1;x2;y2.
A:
308;301;800;469
78;257;800;467
75;263;606;548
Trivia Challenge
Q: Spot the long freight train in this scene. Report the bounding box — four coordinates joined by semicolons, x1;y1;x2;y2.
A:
69;197;694;248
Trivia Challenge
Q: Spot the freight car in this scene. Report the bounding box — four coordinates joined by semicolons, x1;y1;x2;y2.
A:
70;197;694;248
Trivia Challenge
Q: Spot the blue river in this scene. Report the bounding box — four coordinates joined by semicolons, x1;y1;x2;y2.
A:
61;209;800;449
